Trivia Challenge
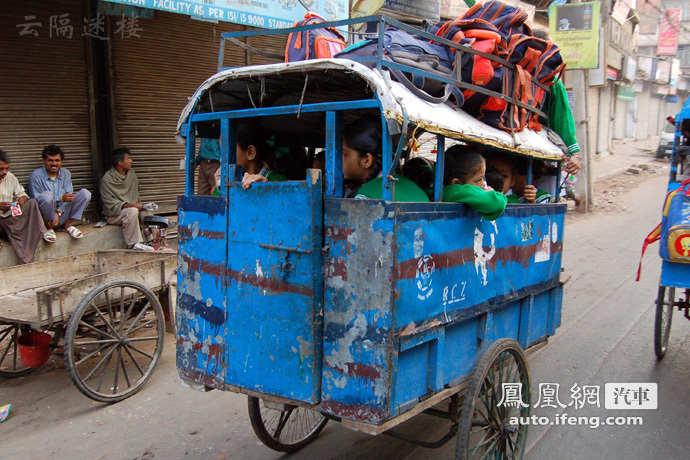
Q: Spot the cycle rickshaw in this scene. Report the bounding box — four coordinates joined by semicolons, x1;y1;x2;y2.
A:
651;98;690;359
174;15;567;458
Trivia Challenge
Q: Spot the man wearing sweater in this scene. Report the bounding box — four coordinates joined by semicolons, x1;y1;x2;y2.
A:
99;147;153;251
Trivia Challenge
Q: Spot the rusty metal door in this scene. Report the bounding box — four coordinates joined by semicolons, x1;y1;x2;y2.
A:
224;172;323;403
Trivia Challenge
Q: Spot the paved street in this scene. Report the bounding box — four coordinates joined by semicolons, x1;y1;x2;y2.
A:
2;170;689;459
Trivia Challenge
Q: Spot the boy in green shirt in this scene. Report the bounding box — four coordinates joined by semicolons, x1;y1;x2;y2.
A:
442;145;506;220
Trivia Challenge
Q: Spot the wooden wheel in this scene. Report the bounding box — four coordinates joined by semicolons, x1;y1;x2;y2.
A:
65;280;164;402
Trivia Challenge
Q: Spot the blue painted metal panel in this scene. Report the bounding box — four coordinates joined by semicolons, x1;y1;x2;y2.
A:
176;196;229;388
321;199;565;423
526;291;549;345
393;203;563;332
224;175;323;403
661;259;690;288
321;198;396;423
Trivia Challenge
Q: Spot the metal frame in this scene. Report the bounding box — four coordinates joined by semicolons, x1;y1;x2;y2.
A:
217;15;552;121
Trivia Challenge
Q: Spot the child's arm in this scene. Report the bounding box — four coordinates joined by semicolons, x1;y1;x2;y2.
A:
443;185;507;220
522;185;553;203
523;185;537;203
241;173;268;189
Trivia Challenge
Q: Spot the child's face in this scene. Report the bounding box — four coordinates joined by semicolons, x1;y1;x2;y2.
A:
512;173;526;195
466;162;487;189
342;140;371;181
486;157;514;194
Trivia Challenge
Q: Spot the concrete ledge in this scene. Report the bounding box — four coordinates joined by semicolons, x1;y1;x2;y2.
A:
0;224;126;269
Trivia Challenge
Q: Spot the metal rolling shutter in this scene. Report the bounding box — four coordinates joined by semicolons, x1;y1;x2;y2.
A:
0;1;94;213
110;12;285;211
597;83;612;153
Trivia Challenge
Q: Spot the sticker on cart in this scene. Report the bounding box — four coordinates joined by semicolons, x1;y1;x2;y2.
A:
474;221;498;286
414;228;435;300
534;235;551;262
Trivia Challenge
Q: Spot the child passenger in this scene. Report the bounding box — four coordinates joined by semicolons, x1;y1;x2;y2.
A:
343;117;429;202
236;123;287;189
510;159;552;204
442;145;506;221
484;152;552;204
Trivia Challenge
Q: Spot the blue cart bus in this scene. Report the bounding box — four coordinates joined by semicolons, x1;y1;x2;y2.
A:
174;16;567;458
653;98;690;359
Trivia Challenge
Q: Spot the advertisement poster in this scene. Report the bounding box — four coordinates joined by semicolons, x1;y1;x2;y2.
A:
105;0;348;29
657;8;681;56
550;2;600;69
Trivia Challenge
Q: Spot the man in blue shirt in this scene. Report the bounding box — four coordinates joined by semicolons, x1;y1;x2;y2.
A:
28;145;91;240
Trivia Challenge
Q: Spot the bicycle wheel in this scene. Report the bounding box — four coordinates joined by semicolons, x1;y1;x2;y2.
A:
654;285;674;359
456;339;531;460
247;396;327;452
65;280;164;403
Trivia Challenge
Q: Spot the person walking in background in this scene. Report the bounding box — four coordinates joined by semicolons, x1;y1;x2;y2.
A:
0;149;53;263
99;147;153;251
195;137;221;195
28;145;91;241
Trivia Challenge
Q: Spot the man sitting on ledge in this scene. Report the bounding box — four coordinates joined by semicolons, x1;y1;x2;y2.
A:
99;147;153;251
28;144;91;241
0;149;53;263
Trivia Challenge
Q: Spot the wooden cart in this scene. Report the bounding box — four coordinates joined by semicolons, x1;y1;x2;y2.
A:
0;250;176;403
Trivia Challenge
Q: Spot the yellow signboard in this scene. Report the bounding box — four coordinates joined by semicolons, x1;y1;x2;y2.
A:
550;2;600;70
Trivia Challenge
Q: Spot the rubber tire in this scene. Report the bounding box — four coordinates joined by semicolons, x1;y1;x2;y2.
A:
65;280;164;403
456;339;530;460
247;396;327;452
654;285;674;359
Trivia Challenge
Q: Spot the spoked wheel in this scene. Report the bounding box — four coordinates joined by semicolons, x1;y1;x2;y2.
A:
247;396;328;452
65;280;164;403
654;285;675;359
456;339;530;460
0;323;37;377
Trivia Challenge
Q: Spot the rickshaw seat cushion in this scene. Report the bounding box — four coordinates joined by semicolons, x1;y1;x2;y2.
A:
142;215;169;229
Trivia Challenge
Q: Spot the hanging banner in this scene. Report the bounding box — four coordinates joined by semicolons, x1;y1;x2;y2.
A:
550;2;600;69
658;8;681;56
611;0;632;25
104;0;348;29
616;86;634;102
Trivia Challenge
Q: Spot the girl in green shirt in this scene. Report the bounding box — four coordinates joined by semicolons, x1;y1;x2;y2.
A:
344;117;429;202
442;145;506;221
237;123;287;190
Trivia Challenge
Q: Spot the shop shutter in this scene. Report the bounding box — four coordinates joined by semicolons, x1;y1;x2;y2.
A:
110;11;285;212
0;0;95;214
597;83;613;152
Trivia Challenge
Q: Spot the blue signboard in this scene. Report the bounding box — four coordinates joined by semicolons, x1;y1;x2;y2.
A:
105;0;348;29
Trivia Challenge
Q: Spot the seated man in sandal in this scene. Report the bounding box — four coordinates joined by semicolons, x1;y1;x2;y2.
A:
28;145;91;241
0;149;54;264
99;147;153;251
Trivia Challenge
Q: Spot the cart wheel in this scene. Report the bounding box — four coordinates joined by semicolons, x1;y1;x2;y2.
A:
654;285;675;359
0;323;37;377
456;339;530;460
65;280;164;403
247;396;328;452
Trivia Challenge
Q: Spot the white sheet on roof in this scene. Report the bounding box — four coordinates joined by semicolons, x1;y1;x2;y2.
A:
176;59;565;160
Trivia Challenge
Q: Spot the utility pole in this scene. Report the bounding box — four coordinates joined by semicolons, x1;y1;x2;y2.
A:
572;68;592;212
571;0;594;213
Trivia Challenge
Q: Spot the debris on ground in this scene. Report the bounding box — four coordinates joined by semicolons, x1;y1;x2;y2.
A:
0;404;11;422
